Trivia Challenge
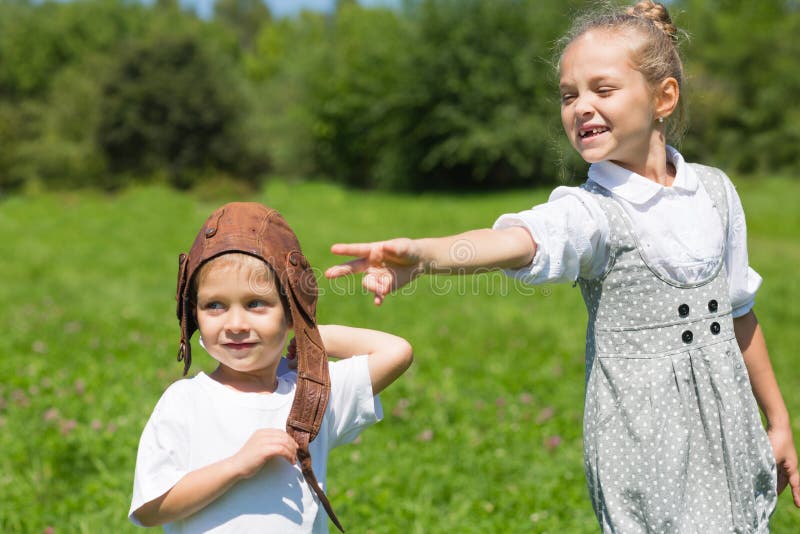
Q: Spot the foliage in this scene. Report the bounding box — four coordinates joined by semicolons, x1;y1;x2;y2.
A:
96;31;267;189
0;0;150;99
1;0;800;193
1;180;799;531
243;12;331;179
213;0;272;49
677;0;800;175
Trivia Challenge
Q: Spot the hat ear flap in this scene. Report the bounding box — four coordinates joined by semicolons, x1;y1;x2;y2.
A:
282;250;342;530
176;253;189;320
176;252;193;375
285;251;318;324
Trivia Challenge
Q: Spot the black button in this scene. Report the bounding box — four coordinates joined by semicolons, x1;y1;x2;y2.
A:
678;304;690;317
708;299;718;312
682;330;693;343
710;322;721;334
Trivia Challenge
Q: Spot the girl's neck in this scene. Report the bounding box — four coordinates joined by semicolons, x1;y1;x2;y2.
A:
613;143;676;186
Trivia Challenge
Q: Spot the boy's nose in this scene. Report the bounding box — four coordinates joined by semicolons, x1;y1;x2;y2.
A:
225;307;249;333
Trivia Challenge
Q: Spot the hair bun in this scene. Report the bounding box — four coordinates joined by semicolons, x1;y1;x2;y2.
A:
626;1;677;42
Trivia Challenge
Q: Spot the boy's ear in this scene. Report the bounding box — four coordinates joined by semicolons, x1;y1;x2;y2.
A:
655;76;679;120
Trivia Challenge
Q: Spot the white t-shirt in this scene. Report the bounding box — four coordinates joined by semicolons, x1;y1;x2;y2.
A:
494;147;761;317
129;356;382;533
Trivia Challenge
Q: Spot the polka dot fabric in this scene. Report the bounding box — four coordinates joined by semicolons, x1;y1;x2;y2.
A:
577;164;776;533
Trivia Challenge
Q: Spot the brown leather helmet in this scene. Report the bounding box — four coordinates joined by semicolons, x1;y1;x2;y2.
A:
176;202;344;532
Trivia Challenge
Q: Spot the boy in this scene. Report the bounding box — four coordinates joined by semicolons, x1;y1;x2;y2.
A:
129;202;413;532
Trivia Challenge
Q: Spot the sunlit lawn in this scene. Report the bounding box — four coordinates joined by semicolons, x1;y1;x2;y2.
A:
1;176;798;532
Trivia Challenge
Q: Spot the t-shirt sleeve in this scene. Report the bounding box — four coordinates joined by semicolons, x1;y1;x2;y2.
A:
722;173;762;317
492;186;609;284
325;356;383;449
129;384;191;525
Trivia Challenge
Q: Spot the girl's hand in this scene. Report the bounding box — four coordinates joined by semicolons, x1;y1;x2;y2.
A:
768;425;800;507
230;429;298;479
325;239;424;306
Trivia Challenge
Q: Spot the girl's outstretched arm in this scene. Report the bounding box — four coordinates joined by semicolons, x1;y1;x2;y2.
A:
734;310;800;507
325;227;536;305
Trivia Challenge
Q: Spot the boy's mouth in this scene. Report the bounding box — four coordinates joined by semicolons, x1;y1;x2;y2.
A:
225;342;257;350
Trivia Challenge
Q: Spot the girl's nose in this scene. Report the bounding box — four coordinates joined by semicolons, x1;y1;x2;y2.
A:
574;96;594;118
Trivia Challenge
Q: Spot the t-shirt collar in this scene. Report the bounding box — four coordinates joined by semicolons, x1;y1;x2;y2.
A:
587;147;697;204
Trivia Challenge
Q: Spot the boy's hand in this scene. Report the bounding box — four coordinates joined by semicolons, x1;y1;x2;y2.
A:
768;425;800;507
231;429;298;479
325;239;424;306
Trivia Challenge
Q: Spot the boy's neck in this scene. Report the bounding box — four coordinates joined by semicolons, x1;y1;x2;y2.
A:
209;365;279;394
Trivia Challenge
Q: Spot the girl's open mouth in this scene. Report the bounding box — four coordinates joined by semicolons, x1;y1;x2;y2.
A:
579;127;609;139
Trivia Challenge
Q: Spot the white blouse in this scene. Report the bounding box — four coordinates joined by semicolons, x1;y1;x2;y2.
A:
493;147;761;318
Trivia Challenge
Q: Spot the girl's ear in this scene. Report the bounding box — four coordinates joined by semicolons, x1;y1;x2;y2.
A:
655;77;680;120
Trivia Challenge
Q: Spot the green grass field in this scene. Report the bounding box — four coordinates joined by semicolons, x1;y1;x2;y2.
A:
1;177;798;532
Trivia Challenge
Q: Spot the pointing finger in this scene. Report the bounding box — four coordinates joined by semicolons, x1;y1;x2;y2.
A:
325;258;368;279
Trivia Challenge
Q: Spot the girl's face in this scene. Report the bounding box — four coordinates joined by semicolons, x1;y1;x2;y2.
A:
195;260;290;386
559;29;660;174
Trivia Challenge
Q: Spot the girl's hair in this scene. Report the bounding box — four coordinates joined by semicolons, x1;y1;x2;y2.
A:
190;252;292;323
557;1;687;140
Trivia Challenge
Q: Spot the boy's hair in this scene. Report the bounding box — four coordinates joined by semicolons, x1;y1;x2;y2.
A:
189;252;292;325
175;202;344;532
556;1;687;141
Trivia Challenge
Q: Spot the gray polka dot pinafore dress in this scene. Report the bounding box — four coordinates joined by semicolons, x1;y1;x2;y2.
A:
577;164;777;533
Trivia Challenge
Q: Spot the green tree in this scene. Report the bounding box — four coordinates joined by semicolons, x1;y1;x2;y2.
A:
679;0;800;175
96;32;267;188
0;0;150;99
304;0;581;190
213;0;271;49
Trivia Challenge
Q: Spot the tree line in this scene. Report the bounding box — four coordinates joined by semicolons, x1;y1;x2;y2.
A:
1;0;798;194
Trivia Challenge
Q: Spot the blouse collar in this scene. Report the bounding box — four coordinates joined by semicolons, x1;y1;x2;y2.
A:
587;147;697;205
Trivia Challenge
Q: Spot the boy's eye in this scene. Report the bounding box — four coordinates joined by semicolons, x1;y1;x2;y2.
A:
560;93;576;105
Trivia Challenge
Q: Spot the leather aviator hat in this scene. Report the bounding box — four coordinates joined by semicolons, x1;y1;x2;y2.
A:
175;202;344;532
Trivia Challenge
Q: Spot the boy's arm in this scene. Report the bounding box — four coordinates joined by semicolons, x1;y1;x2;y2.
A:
132;429;298;526
325;227;536;305
734;310;800;507
317;324;413;394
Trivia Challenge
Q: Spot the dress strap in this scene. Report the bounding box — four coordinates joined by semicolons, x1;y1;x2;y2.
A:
689;163;730;237
578;181;635;280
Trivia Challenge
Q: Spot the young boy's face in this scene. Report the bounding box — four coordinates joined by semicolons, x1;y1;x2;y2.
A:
195;256;291;385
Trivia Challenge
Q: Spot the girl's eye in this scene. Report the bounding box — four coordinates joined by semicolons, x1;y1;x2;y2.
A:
205;301;224;310
248;300;268;309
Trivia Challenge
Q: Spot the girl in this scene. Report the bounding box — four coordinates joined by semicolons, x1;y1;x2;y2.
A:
324;1;800;531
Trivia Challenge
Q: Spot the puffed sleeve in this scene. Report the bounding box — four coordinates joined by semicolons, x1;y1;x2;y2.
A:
492;186;610;285
129;384;191;524
722;174;762;317
325;356;383;449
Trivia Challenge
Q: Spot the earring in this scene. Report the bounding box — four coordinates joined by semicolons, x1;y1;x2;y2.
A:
657;117;664;124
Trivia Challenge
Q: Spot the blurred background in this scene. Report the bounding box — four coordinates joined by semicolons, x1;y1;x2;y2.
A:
1;1;799;532
2;0;799;196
